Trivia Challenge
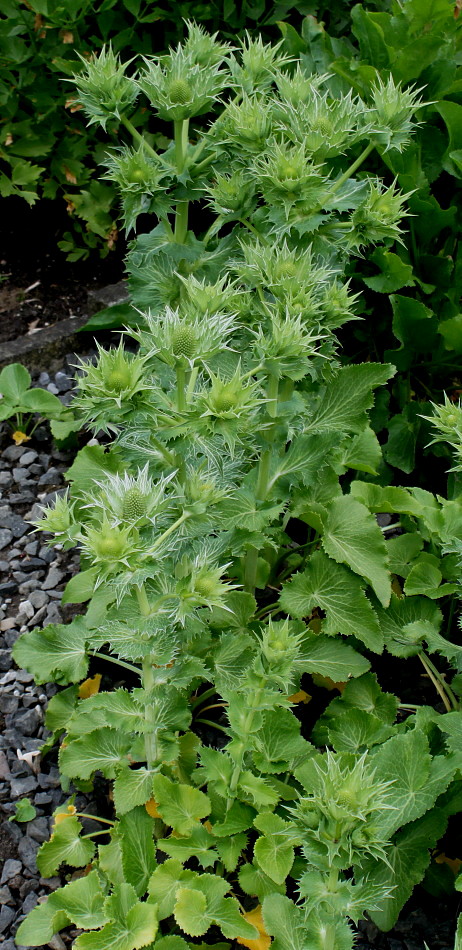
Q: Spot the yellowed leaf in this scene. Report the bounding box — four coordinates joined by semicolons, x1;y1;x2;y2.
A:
60;29;74;43
145;798;161;818
54;804;77;827
79;673;102;699
287;689;311;704
63;165;77;184
435;853;462;874
5;132;13;146
12;431;31;445
237;905;271;950
312;673;346;693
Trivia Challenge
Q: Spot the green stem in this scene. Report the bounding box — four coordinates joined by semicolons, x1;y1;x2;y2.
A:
120;114;160;162
176;363;187;412
82;830;111;839
136;583;151;617
190;686;218;710
244;374;279;594
237;217;268;245
76;813;115;826
186;365;199;403
89;651;141;676
142;655;157;769
174;118;190;242
145;511;190;555
318;141;375;211
420;651;459;711
228;677;266;800
195;718;229;734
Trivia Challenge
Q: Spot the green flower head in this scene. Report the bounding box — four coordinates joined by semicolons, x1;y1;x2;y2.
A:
71;46;138;129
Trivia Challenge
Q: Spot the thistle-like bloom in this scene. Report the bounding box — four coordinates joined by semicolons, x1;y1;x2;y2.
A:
320;279;360;329
72;342;150;433
275;66;329;106
422;395;462;471
290;751;395;869
71;46;138;129
217;94;274;155
132;305;236;368
81;465;176;527
102;143;169;196
32;490;78;548
275;89;369;159
177;274;243;318
173;557;237;623
258;618;306;690
349;179;411;249
182;20;232;67
205;170;257;219
368;76;425;152
138;46;229;121
253;310;325;380
177;463;232;515
81;518;145;577
229;34;292;94
252;139;325;211
194;366;266;454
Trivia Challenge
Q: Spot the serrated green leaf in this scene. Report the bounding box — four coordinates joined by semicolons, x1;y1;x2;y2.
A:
238;861;285;898
371;730;457;837
113;767;153;816
280;550;382;652
174;887;208;937
328;708;395;753
37;814;95;877
238;771;279;808
215;832;248;872
340;426;382;475
305;363;395;436
376;594;443;658
45;685;79;735
254;834;295;885
252;708;310;774
13;617;89;685
262;893;306;950
15;871;106;947
60;728;131;780
271;432;338;485
363;250;415;293
148;859;196;920
0;362;31;401
194;747;234;797
350;481;423;517
321;495;390;606
74;883;158;950
120;806;156;896
404;553;458;599
158;824;218;868
210;800;256;837
98;835;126;887
152;774;210;835
301;631;370;680
65;444;124;493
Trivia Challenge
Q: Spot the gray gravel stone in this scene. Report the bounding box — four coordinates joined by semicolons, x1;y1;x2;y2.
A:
2;445;24;462
0;510;28;538
0;472;11;487
0;903;15;934
0;528;12;550
54;371;72;393
10;776;38;797
0;860;22;886
0;649;12;670
22;890;38;914
26;817;49;844
0;693;19;714
28;590;49;610
0;885;12;904
13;467;31;483
14;708;41;736
18;451;38;467
42;567;64;590
17;835;39;872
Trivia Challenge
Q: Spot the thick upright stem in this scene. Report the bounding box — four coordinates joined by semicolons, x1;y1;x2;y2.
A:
244;375;279;593
318;141;375;211
228;677;265;801
176;363;187;412
174;118;190;243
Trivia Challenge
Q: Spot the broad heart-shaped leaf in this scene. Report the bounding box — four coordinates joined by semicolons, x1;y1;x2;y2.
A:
65;444;125;492
20;387;64;415
45;684;79;735
404;554;458;600
327;709;395;754
300;631;370;681
0;362;31;402
280;550;382;652
13;616;90;684
174;874;259;941
158;824;218;869
375;594;443;658
363;249;415;294
62;568;98;605
321;495;391;606
311;672;398;746
254;834;294;885
358;808;449;932
152;774;210;835
209;590;256;632
74;882;158;950
59;728;132;780
270;431;339;486
251;708;310;773
305;363;395;436
148;859;196;920
37;815;95;877
350;481;423;518
239;862;285;899
262;893;306;950
155;939;192;950
15;871;106;947
113;767;153;816
371;729;457;838
120;806;156;896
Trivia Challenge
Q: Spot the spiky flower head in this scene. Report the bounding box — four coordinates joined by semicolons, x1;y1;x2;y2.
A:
252;139;325;209
32;491;78;548
172;555;236;623
177;274;242;319
253;310;325;380
178;463;231;515
183;20;232;67
349;179;411;250
290;751;395;869
275;66;328;106
72;342;149;433
205;170;257;219
71;46;138;129
275;89;369;160
422;394;462;471
102;144;167;195
132;305;236;368
81;518;144;576
229;34;292;94
81;465;175;527
368;76;425;152
138;45;229;121
257;618;305;690
195;367;266;454
320;279;360;329
217;94;273;155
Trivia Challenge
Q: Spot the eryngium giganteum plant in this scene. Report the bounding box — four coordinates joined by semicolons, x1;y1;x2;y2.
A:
14;22;462;950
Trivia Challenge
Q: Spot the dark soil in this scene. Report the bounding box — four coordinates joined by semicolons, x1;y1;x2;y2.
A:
0;196;124;344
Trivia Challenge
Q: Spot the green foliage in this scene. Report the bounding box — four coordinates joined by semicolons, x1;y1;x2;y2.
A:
11;21;462;950
0;362;76;440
